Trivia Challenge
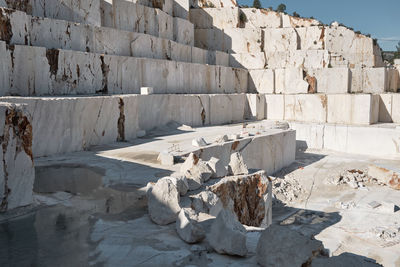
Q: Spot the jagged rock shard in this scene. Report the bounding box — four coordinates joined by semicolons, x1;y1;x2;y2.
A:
228;152;249;176
256;225;324;267
192;137;207;147
207;209;247;257
170;173;189;196
210;171;271;227
207;157;228;178
180;153;212;190
176;208;205;244
190;191;222;217
147;177;181;225
0;103;34;212
368;164;400;190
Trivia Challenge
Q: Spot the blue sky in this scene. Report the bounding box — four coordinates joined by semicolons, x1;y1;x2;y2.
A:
237;0;400;51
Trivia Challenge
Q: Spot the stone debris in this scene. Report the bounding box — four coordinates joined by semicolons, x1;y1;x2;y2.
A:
210;171;271;227
147;177;181;225
368;164;400;190
157;151;174;166
192;137;207;147
372;226;400;241
176;208;205;244
180;153;213;190
140;87;154;95
256;225;324;267
272;176;305;203
207;209;248;257
330;169;371;189
214;134;228;143
170;173;189;196
228;152;249;176
207;157;228;178
335;201;356;210
190;191;222;217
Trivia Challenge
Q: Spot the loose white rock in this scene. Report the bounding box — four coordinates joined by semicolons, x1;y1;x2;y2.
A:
140;87;154;95
147;177;181;225
191;191;223;216
170;173;189;196
207;157;228;178
180;153;213;190
176;208;206;244
207;209;248;256
192;137;208;147
157;151;174;166
256;225;323;266
214;134;228;143
228;152;249;175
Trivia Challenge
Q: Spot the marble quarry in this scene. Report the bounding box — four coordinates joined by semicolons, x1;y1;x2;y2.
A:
0;0;399;266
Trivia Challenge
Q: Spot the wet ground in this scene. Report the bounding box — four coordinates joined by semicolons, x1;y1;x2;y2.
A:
1;123;400;266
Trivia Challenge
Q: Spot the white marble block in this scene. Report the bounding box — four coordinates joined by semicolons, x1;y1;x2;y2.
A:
241;8;282;29
284;94;327;123
173;17;194;46
248;69;275;94
263;28;298;53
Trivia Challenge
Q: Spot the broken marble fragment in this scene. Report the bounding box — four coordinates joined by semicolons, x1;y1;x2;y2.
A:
180;153;213;190
157;151;174;166
170;173;189;196
147;177;181;225
191;191;223;216
192;137;208;147
176;208;206;243
228;152;249;175
207;157;228;178
207;209;248;256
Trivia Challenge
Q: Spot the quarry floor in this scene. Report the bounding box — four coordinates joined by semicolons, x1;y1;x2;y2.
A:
1;122;400;267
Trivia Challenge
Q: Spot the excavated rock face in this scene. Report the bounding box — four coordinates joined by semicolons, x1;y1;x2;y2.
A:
210;171;271;227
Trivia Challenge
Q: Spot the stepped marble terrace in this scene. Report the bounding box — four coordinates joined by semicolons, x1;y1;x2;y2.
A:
0;0;399;266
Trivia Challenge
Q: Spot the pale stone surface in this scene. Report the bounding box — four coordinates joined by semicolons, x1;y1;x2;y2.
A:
391;94;400;123
158;151;174;166
191;47;208;64
263;28;298;53
378;94;393;123
350;68;364;93
282;14;321;28
192;137;207;147
215;51;230;66
210;171;272;227
207;209;248;256
246;94;265;120
241;8;282;29
275;68;309;94
189;0;237;8
325;26;375;55
170;173;189;196
387;68;399;92
289;122;324;150
327;94;379;125
173;17;194;46
180;153;213;190
191;191;222;216
0;103;34;212
122;0;173;16
209;94;246;125
296;26;325;50
140;87;154;95
368;164;400;190
265;50;330;70
256;225;323;267
248;69;275;94
284;94;327;123
363;68;387;94
264;94;284;120
222;28;262;54
214;135;229;143
207;157;228;178
147;177;181;225
173;0;189;19
309;68;350;94
189;7;239;29
176;208;206;243
229;52;265;69
228;152;249;175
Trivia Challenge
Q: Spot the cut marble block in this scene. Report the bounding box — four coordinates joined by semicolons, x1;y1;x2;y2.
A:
229;53;265;69
103;0;173;41
325;26;375;55
122;0;173;16
141;87;154;95
0;42;246;96
248;69;275;94
185;129;296;175
282;14;321;28
209;94;246;125
191;47;208;64
246;94;265;120
295;26;325;50
265;50;330;70
0;103;34;212
331;52;379;68
309;68;350;94
327;94;379;125
289;122;400;158
208;50;230;66
363;68;387;94
284;94;327;123
224;28;262;53
387;68;399;92
265;94;284;120
173;0;189;19
241;8;282;29
189;7;239;29
0;0;101;26
275;68;309;94
194;29;225;51
173;17;194;46
379;94;400;123
189;0;237;9
263;28;298;53
350;68;363;93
